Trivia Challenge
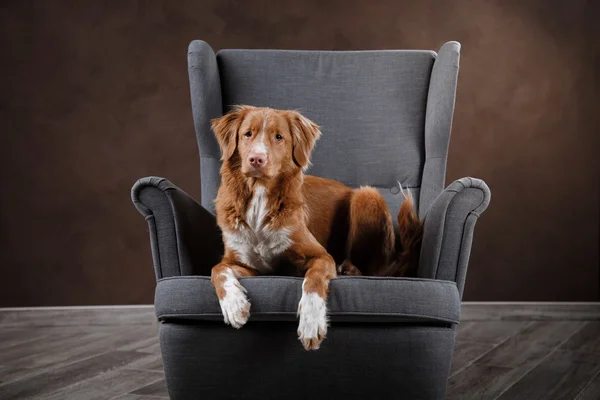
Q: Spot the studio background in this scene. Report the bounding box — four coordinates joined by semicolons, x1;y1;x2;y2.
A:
1;0;598;306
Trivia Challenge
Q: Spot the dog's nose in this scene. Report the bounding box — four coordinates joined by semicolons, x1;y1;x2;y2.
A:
248;153;267;167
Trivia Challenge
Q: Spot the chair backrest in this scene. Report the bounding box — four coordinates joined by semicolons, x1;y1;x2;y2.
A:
188;41;460;220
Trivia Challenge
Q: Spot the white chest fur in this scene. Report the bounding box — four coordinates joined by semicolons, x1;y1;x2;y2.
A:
222;186;292;273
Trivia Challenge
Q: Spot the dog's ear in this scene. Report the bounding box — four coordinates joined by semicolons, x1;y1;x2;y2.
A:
287;111;321;170
211;106;251;161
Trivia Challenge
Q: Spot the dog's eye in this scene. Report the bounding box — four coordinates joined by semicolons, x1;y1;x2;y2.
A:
244;131;252;138
275;134;283;141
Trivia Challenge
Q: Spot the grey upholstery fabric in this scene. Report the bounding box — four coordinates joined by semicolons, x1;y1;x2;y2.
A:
160;322;455;400
155;276;460;324
420;41;461;219
418;177;491;297
131;177;222;279
216;49;433;190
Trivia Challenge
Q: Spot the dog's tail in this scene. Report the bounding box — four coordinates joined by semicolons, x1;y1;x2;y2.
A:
392;184;423;277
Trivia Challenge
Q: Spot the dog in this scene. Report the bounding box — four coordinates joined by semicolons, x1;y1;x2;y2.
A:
210;105;422;350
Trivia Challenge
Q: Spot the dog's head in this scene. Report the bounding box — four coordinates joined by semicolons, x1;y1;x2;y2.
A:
211;106;321;180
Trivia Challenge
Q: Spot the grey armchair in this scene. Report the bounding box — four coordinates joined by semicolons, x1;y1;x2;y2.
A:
132;40;490;400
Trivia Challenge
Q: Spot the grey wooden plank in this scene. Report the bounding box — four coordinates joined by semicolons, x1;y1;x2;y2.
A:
561;321;600;354
118;333;159;352
136;341;161;354
0;351;148;400
476;321;587;369
446;322;584;399
0;326;124;352
576;370;600;400
131;379;169;397
0;366;22;386
0;326;102;360
455;321;475;336
111;394;169;399
0;326;158;385
42;368;163;400
124;353;164;372
0;327;53;350
0;366;35;385
0;307;156;328
446;364;523;400
455;321;531;344
3;325;152;370
450;340;497;377
496;350;600;400
0;328;120;384
461;303;600;321
0;329;106;366
24;326;156;369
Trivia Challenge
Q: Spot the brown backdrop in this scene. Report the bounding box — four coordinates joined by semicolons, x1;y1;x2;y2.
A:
0;0;598;306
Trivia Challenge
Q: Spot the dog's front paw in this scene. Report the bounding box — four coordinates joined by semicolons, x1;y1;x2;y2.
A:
297;292;328;350
219;279;251;329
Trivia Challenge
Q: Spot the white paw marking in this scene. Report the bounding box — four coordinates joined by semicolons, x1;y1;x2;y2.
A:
219;268;250;329
297;281;328;349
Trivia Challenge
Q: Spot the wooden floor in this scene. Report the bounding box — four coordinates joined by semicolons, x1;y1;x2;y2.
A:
0;305;599;399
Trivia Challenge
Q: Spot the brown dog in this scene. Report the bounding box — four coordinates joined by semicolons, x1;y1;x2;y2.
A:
210;106;421;350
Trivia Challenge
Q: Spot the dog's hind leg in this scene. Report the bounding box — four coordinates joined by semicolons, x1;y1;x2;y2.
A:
343;186;395;276
337;259;362;276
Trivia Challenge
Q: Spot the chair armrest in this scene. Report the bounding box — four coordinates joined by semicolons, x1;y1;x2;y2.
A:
131;177;223;280
417;177;491;298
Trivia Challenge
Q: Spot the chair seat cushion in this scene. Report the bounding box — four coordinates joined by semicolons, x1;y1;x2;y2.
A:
155;276;460;325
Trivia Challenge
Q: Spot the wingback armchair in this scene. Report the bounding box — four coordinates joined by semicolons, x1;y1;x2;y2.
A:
132;40;490;400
